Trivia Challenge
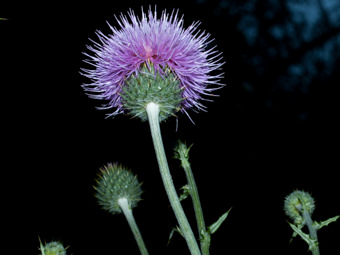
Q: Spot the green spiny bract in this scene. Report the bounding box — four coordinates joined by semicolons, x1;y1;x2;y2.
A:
95;163;143;215
121;64;183;122
284;190;315;225
39;241;66;255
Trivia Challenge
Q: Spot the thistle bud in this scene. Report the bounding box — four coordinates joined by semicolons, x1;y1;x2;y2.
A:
39;241;66;255
284;190;315;225
95;163;143;215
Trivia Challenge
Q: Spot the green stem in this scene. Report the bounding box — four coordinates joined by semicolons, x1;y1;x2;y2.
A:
118;198;149;255
302;210;320;255
146;102;201;255
177;144;210;255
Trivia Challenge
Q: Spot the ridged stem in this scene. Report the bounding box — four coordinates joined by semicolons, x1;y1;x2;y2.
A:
179;152;210;255
146;102;201;255
118;198;149;255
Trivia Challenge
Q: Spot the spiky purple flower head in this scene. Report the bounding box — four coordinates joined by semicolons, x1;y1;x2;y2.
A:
81;7;224;121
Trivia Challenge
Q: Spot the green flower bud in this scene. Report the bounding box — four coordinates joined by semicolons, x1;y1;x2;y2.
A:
95;163;143;215
121;63;183;122
39;241;66;255
284;190;315;225
174;140;193;161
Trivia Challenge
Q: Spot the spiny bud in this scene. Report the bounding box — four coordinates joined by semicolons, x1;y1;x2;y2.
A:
39;241;66;255
121;63;183;122
95;163;143;215
174;140;193;161
284;190;315;225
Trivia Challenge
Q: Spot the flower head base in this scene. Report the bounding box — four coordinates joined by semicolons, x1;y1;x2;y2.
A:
121;63;183;121
39;241;66;255
81;7;224;120
95;163;143;215
284;190;315;225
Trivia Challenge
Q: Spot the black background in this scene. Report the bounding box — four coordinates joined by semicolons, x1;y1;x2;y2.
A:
1;0;339;254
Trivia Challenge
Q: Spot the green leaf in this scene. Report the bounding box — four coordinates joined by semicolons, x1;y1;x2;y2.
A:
314;215;340;230
288;222;304;243
288;222;318;251
208;208;231;234
167;226;183;246
289;231;298;243
288;223;310;243
179;184;190;202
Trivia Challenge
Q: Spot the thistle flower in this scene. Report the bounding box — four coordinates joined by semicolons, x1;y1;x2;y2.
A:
95;163;142;215
81;7;224;121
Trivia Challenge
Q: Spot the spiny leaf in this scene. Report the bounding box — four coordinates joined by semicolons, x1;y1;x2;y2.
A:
179;184;190;202
208;208;231;234
167;226;183;246
288;221;304;243
288;222;318;251
314;215;340;230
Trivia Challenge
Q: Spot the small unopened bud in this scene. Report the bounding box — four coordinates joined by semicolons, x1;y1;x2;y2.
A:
95;163;143;215
284;190;315;225
39;241;66;255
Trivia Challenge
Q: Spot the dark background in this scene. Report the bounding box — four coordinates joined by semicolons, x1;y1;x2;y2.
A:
1;0;339;254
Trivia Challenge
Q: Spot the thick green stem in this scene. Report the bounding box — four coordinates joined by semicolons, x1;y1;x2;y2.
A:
302;210;320;255
146;102;201;255
118;198;149;255
178;145;210;255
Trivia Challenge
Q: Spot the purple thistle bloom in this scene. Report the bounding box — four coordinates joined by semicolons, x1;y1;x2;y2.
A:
81;7;224;118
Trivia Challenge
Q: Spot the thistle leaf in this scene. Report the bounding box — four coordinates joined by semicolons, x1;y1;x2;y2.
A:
288;221;304;243
288;222;318;251
314;215;340;230
167;226;183;246
179;184;190;202
208;208;231;234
